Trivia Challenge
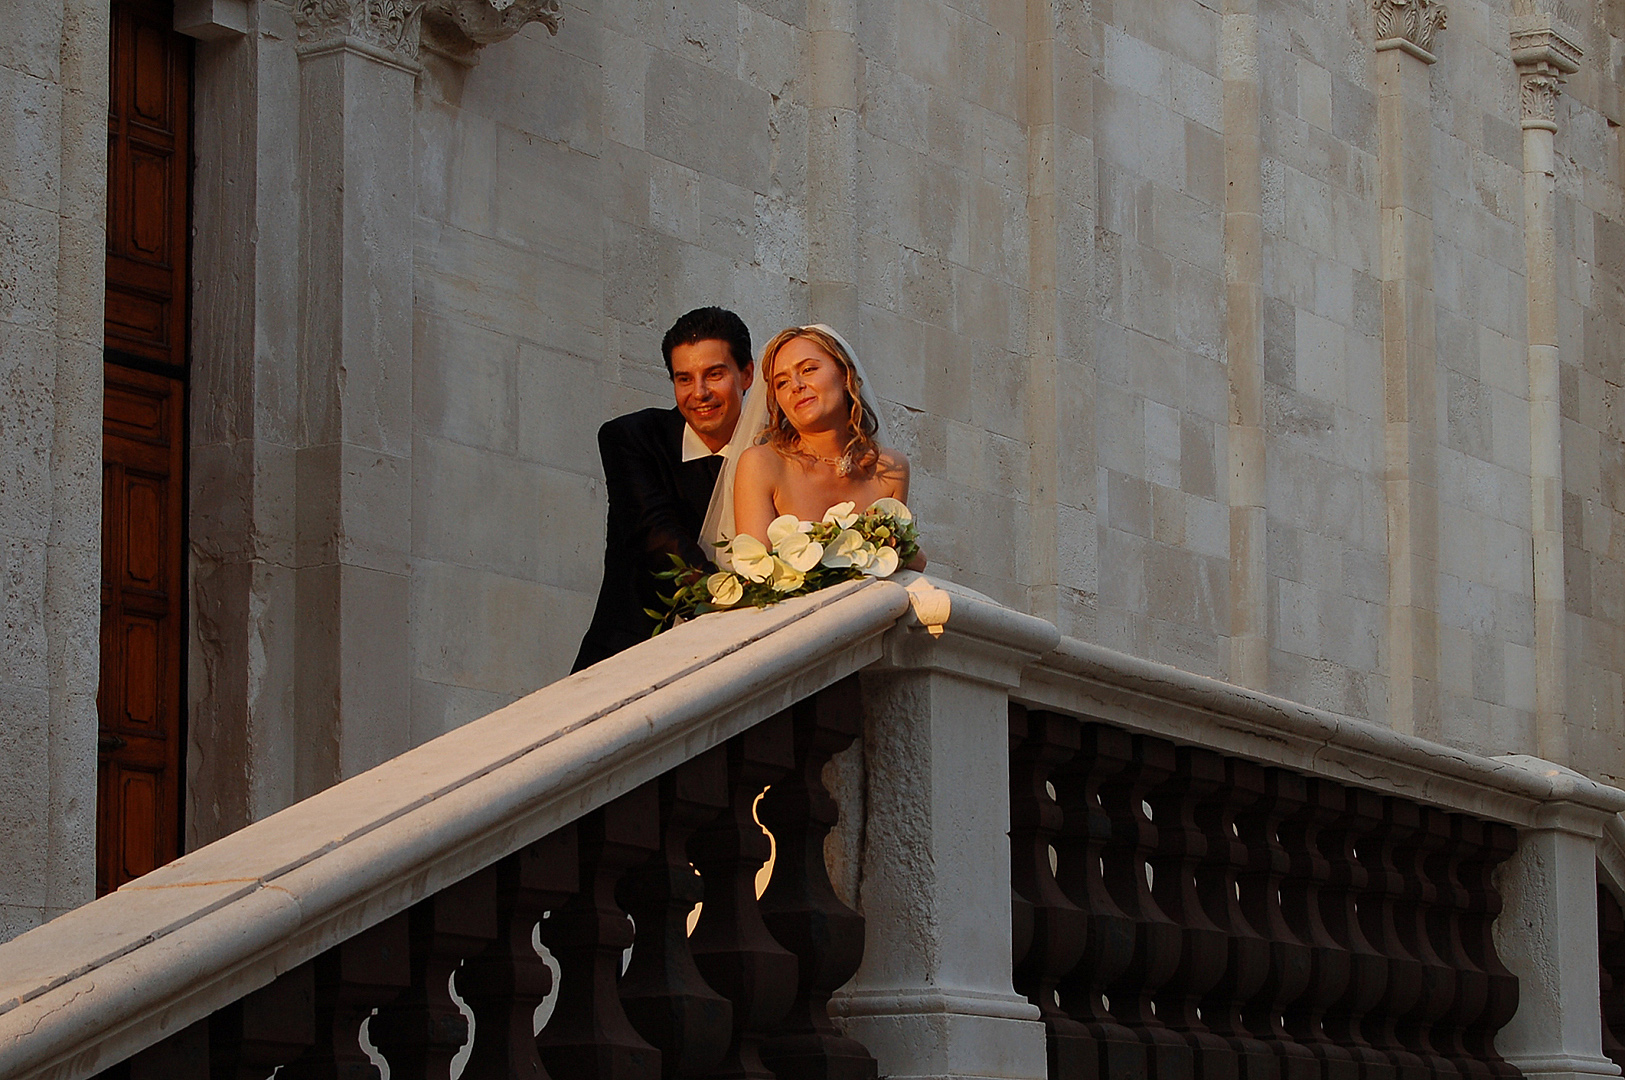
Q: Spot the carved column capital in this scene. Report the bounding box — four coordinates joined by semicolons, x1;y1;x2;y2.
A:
422;0;561;63
1374;0;1447;63
294;0;427;63
1510;12;1583;131
295;0;561;68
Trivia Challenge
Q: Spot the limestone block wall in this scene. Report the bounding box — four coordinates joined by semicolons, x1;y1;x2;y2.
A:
401;0;1625;782
0;0;106;938
1553;1;1625;781
409;0;816;740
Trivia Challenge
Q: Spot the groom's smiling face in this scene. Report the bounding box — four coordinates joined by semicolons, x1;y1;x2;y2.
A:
671;339;754;453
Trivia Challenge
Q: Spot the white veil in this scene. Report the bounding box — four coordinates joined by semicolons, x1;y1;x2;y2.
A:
700;323;893;554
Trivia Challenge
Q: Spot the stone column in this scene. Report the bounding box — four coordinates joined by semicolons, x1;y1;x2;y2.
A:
1511;11;1581;765
1374;0;1445;739
834;579;1058;1080
807;0;859;330
1494;799;1620;1078
1223;0;1267;690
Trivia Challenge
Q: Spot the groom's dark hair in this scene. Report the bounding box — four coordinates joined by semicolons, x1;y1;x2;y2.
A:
661;307;753;377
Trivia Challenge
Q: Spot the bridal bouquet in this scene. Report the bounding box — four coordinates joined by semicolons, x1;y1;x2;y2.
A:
651;498;920;633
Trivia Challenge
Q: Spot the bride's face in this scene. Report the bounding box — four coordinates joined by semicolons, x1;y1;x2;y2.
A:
771;338;850;435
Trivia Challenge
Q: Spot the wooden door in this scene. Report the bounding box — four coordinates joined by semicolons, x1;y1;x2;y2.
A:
99;368;186;893
99;0;189;895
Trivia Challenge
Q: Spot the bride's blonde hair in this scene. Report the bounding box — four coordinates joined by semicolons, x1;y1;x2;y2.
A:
758;326;880;469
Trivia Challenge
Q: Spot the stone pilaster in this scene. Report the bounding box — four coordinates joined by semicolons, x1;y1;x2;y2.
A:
1025;0;1061;625
1511;10;1581;764
292;0;422;792
1375;0;1445;739
188;0;561;834
1224;0;1266;690
806;0;859;331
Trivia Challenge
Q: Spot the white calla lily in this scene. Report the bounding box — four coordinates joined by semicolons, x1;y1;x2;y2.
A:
776;531;825;572
769;557;806;592
821;528;870;568
822;501;859;528
706;572;744;606
767;514;811;549
729;534;776;583
863;545;901;577
868;496;913;523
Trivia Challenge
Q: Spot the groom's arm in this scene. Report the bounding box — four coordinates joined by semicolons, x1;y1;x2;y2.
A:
599;419;713;576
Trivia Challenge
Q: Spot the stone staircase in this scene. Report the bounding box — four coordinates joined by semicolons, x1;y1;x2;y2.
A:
3;574;1624;1080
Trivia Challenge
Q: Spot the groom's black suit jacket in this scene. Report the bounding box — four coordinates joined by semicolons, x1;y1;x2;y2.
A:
572;407;723;672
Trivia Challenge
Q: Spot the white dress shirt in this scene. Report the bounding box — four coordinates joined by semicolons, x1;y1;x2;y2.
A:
681;424;730;463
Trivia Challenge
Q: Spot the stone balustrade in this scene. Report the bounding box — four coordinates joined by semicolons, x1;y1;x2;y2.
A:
4;575;1625;1080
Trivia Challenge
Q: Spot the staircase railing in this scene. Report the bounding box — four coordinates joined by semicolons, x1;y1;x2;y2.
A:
3;574;1624;1080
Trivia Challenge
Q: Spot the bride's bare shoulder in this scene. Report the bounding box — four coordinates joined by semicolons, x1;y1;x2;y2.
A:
873;444;910;479
737;443;782;478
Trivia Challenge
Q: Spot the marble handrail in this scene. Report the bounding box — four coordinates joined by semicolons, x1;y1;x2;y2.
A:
0;579;910;1080
1019;634;1625;831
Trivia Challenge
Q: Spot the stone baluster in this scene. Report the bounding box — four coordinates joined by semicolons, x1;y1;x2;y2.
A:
536;784;664;1080
1455;821;1519;1080
1358;799;1428;1080
618;747;734;1077
1148;745;1238;1080
757;678;877;1080
282;910;414;1080
460;825;580;1079
688;713;799;1079
1319;788;1392;1080
1096;732;1190;1078
1431;816;1488;1080
1052;722;1147;1080
207;961;317;1078
371;869;500;1079
1390;809;1459;1078
1193;757;1276;1080
1008;706;1092;1077
1277;779;1355;1080
1598;884;1625;1072
1235;770;1315;1080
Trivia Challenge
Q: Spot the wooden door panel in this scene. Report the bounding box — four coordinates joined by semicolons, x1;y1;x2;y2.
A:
118;768;160;879
123;475;164;587
131;21;173;126
104;360;175;438
120;616;161;727
127;149;173;260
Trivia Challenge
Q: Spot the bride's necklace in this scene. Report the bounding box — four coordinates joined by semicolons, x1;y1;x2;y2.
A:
805;449;854;477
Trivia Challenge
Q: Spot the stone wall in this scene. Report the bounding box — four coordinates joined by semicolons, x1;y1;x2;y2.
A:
1555;1;1625;780
0;0;106;938
400;0;1625;775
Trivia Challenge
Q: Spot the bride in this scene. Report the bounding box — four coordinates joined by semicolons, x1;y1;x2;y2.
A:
702;324;925;568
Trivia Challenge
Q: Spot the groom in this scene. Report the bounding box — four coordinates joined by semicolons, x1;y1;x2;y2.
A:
571;307;755;671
